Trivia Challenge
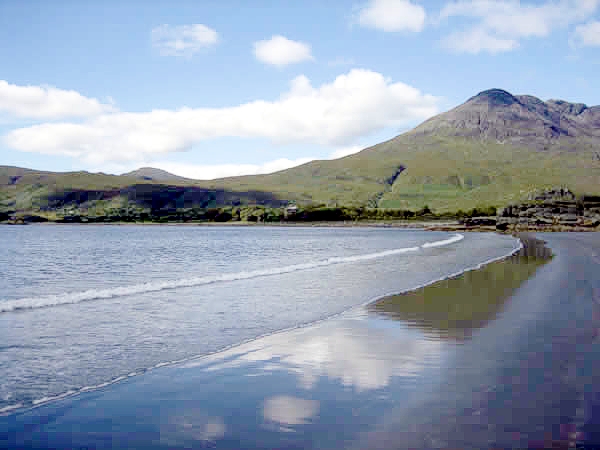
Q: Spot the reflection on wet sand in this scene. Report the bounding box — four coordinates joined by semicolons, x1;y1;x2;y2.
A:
357;233;600;450
183;237;553;394
185;318;442;392
263;396;319;430
160;410;226;446
370;234;553;340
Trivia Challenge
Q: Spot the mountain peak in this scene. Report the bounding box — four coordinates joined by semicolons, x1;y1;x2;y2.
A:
547;99;588;115
468;89;519;107
122;167;190;182
411;88;600;147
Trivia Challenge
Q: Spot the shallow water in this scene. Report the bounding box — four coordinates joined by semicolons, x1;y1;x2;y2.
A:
370;234;553;340
0;225;518;413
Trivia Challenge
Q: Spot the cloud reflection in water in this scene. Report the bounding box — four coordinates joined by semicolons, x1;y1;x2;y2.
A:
160;409;226;445
263;395;320;431
184;318;442;392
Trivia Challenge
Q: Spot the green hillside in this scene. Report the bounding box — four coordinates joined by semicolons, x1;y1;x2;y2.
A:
376;135;600;212
0;166;284;221
207;134;600;213
2;89;600;219
209;89;600;212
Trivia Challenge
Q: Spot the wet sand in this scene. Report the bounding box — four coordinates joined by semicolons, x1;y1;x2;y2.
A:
1;233;599;449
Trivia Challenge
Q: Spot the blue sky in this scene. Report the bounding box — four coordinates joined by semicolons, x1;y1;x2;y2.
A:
1;0;599;179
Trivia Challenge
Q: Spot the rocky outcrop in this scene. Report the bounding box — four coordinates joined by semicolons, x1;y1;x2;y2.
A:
497;188;600;231
410;89;600;151
526;187;576;202
460;217;497;227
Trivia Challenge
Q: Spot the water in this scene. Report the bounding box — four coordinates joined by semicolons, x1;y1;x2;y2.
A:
0;224;519;413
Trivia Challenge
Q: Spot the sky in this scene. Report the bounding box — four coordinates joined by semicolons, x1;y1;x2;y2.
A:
1;0;599;180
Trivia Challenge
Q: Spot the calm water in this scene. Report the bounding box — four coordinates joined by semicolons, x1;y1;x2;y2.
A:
0;225;519;413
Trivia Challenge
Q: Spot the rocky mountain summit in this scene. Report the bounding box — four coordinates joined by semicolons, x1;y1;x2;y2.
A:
411;89;600;151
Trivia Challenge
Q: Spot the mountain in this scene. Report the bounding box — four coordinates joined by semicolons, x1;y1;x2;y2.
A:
122;167;192;183
0;165;285;216
209;89;600;211
2;88;599;217
411;88;600;149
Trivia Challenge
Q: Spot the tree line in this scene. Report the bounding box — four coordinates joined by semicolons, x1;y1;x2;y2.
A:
1;204;498;224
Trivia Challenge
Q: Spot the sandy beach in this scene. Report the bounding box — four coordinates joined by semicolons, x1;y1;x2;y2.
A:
1;233;599;449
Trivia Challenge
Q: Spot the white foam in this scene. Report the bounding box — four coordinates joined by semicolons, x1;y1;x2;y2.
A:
0;234;463;314
32;390;76;406
421;233;464;248
0;403;23;415
17;371;145;412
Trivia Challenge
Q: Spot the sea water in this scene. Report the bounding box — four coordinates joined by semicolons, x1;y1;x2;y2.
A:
0;225;518;413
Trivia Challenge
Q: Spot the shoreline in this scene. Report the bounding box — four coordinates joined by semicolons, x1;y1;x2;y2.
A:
3;220;599;232
1;219;460;228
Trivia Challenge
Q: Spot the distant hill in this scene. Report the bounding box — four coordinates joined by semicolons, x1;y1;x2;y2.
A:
2;88;599;217
0;165;284;216
122;167;192;183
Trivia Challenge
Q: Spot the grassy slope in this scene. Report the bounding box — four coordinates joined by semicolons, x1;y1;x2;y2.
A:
2;132;599;214
377;135;600;212
0;166;153;211
0;166;208;216
0;166;287;214
208;134;600;212
205;149;400;207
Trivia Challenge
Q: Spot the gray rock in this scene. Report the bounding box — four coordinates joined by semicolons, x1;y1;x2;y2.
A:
410;89;600;151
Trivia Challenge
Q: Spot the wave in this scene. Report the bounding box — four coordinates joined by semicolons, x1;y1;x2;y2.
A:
0;234;463;314
0;403;23;415
421;233;464;248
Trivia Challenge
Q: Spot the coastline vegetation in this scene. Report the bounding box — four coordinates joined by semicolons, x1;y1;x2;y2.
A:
3;189;599;232
0;204;498;225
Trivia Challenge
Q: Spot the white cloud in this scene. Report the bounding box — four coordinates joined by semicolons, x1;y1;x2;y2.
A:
329;145;364;159
0;80;114;120
152;24;218;57
253;35;314;66
153;158;314;180
149;146;365;180
572;20;600;46
4;69;439;165
443;27;519;53
357;0;426;32
440;0;600;53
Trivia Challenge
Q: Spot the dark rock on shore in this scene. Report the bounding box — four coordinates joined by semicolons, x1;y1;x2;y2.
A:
497;187;600;231
460;217;497;227
3;214;49;225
